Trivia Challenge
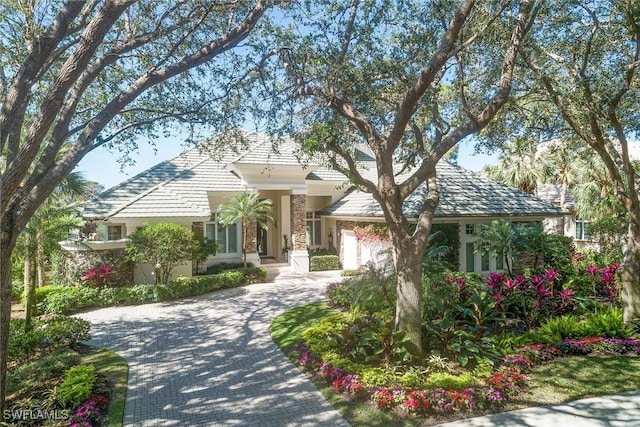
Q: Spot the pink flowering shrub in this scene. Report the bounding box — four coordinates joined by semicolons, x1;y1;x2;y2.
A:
81;263;112;287
68;381;110;427
484;269;575;327
353;224;389;242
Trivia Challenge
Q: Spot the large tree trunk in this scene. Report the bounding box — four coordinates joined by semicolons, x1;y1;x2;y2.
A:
376;175;437;357
0;215;19;411
622;211;640;324
392;242;425;356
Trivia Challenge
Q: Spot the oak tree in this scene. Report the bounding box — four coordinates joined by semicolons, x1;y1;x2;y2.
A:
0;0;282;408
257;0;538;354
519;0;640;323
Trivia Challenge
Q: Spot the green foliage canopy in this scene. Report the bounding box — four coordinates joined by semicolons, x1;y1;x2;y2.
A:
125;222;196;284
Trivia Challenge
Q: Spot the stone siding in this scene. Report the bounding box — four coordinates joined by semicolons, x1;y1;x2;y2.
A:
290;194;307;250
64;248;134;286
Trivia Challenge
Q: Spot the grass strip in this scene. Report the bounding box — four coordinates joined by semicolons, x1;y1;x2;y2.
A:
270;301;336;358
81;348;128;427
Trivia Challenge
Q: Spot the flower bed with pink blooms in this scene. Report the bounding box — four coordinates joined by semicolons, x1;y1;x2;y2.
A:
295;336;640;416
68;378;111;427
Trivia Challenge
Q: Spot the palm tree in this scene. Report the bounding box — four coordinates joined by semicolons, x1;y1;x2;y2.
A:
484;136;552;195
217;193;275;267
572;154;622;220
20;171;90;330
537;140;579;208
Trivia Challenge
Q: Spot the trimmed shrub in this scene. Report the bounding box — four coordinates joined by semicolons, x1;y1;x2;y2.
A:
424;372;479;389
205;262;246;275
360;367;397;388
310;255;341;271
41;286;101;314
36;267;267;315
302;313;350;357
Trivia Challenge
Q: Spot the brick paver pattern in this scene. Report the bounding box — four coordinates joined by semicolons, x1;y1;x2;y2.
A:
78;271;350;427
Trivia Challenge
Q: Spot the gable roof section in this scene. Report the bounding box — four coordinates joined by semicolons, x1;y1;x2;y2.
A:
84;145;246;219
84;132;337;219
320;162;567;218
232;135;302;166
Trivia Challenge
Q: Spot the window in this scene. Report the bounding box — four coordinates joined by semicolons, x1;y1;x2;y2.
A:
306;211;322;247
481;252;490;271
107;225;123;241
495;252;504;270
575;220;590;240
465;224;475;235
465;242;475;272
206;214;238;254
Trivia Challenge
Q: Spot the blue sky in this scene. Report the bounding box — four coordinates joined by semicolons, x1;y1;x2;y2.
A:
75;137;499;190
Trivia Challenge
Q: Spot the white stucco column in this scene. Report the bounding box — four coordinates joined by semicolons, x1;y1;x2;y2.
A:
245;252;261;267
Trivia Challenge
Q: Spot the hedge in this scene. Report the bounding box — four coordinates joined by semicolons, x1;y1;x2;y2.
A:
310;255;342;271
33;266;267;315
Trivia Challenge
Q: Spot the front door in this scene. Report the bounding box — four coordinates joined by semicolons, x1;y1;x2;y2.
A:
257;226;268;256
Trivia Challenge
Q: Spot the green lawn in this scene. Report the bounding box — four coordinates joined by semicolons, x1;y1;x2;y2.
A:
271;302;640;426
514;356;640;408
270;301;336;358
81;348;129;427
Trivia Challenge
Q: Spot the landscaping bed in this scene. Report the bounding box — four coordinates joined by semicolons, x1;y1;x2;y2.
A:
6;317;128;426
271;255;640;426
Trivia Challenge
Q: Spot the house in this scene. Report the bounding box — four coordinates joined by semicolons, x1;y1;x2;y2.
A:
62;131;566;283
538;140;640;249
538;183;596;249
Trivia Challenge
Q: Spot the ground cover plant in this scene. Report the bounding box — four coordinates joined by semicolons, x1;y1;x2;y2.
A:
274;247;639;425
6;316;127;426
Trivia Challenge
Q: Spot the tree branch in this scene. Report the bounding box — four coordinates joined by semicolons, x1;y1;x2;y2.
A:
18;0;277;220
4;0;135;214
324;139;377;195
398;0;536;201
385;0;475;155
0;0;86;162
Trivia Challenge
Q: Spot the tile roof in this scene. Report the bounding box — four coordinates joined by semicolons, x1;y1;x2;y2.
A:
84;131;333;219
232;135;302;166
85;131;566;220
537;184;574;209
320;162;567;218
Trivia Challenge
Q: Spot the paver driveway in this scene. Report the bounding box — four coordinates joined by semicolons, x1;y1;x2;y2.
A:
78;271;350;427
